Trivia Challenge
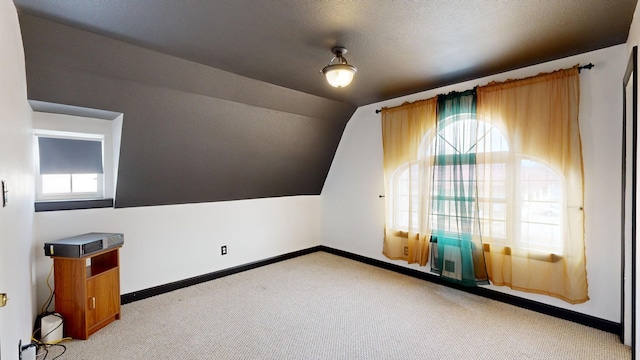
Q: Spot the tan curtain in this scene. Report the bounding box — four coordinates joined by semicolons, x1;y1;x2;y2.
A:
381;98;437;265
476;66;588;304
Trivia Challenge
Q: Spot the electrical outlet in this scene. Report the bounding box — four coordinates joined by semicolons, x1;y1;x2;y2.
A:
221;245;227;255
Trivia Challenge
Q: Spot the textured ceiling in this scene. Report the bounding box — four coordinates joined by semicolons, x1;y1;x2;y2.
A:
13;0;638;106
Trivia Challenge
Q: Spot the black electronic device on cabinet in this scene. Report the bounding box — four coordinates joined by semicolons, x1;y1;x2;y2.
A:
44;232;124;258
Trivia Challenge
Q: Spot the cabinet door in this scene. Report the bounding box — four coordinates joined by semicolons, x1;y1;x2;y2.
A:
86;269;120;330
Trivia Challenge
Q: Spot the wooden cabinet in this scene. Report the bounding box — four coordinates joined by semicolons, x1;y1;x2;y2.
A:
52;247;121;339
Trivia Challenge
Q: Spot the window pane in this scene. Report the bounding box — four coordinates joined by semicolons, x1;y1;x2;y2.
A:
518;158;563;253
72;174;98;193
396;211;409;231
521;201;561;224
520;222;562;252
477;180;506;199
398;179;409;194
410;212;419;226
479;219;507;241
477;163;506;181
397;195;408;211
42;174;71;194
478;201;506;220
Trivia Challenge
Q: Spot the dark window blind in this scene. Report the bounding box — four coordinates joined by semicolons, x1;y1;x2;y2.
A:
38;137;103;174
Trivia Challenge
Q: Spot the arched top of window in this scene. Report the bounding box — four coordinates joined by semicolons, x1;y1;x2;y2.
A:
422;114;509;157
389;114;565;255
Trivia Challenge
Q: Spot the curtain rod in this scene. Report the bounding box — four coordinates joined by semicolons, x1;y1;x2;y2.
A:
375;63;595;114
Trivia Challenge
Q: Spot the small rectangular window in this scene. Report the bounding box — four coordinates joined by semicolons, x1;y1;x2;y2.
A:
35;133;105;201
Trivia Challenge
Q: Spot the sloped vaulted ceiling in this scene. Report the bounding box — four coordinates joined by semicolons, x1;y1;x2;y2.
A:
14;1;637;207
19;14;356;207
14;1;637;106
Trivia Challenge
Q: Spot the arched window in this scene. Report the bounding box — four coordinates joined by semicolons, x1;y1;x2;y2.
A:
389;115;564;254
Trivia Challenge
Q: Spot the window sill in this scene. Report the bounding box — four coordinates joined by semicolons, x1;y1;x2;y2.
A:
35;198;114;212
482;243;563;263
394;230;563;263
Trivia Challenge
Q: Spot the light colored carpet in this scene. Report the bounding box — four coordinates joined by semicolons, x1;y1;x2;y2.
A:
44;252;630;359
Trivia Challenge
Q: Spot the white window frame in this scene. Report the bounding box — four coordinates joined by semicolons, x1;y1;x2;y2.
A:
30;104;123;211
34;130;105;201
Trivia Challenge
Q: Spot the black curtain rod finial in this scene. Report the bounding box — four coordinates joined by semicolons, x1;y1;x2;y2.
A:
578;63;594;73
375;109;382;114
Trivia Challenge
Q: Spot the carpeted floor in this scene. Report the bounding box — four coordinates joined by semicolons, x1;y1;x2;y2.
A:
43;252;630;359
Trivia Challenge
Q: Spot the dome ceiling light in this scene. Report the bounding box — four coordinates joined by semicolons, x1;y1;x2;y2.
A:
321;46;357;88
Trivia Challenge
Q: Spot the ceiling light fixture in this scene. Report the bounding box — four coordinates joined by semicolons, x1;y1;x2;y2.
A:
322;46;357;88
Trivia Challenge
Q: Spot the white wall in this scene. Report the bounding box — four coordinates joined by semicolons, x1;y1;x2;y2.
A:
0;1;35;358
322;44;626;322
34;195;321;304
626;0;640;351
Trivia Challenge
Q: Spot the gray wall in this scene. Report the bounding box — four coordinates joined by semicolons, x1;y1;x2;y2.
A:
19;13;356;208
